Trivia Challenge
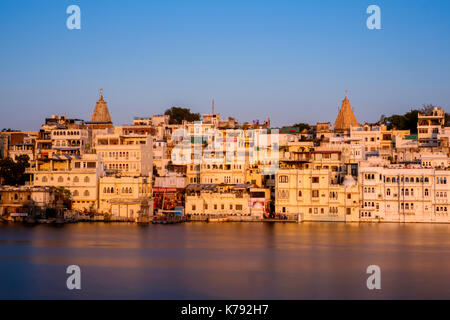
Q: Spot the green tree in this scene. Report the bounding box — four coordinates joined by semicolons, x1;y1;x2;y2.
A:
54;187;72;209
164;106;201;124
0;155;30;185
292;123;311;132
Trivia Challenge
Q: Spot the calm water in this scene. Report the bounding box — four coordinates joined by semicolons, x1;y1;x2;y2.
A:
0;222;449;299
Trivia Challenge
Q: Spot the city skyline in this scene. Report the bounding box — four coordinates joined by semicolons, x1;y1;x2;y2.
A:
1;0;450;130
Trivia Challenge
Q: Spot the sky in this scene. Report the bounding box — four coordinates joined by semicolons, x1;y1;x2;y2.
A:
0;0;449;130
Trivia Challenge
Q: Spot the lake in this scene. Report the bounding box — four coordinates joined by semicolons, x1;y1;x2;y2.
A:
0;222;449;299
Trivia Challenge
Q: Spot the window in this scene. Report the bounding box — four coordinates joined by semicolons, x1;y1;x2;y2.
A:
312;177;319;183
73;176;79;183
312;190;319;198
84;176;90;183
279;175;288;183
386;188;391;196
58;176;63;183
298;190;302;197
347;194;351;199
236;204;243;210
84;190;90;197
192;205;196;211
73;190;79;196
346;208;351;215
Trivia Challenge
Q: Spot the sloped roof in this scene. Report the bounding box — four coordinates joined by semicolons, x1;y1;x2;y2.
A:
91;89;112;123
334;93;360;131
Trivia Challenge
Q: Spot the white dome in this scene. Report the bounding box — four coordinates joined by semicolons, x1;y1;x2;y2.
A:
342;174;356;188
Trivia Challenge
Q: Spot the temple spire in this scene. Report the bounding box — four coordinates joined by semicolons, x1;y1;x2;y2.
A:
99;88;103;100
333;91;360;131
212;99;215;114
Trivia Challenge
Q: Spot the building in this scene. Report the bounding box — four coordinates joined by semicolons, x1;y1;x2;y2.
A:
359;165;450;223
185;184;270;218
275;151;360;221
99;175;152;219
94;134;153;176
417;107;445;147
0;186;56;218
153;172;186;210
31;154;103;211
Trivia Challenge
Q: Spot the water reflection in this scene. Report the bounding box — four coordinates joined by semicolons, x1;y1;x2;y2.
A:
0;222;449;299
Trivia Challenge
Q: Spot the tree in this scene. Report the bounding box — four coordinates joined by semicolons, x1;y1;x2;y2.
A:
54;187;72;209
164;106;201;124
380;104;449;134
292;123;311;132
0;155;30;185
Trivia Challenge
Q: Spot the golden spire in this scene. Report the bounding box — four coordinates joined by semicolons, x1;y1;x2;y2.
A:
334;90;360;131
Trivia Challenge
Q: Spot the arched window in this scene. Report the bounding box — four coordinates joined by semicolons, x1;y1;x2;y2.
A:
103;187;107;193
84;176;90;183
73;176;79;183
84;190;90;197
386;188;390;196
42;176;48;183
73;190;79;196
58;176;64;183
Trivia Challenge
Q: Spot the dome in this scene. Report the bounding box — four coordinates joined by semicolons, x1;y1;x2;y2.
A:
342;174;356;188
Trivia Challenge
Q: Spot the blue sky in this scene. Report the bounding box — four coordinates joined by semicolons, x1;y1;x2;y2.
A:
0;0;449;130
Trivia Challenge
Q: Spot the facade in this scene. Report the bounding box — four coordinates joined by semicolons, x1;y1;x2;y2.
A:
99;175;153;218
0;186;56;218
359;166;450;223
185;184;270;218
31;154;103;211
95;134;152;176
417;107;445;147
275;151;360;222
